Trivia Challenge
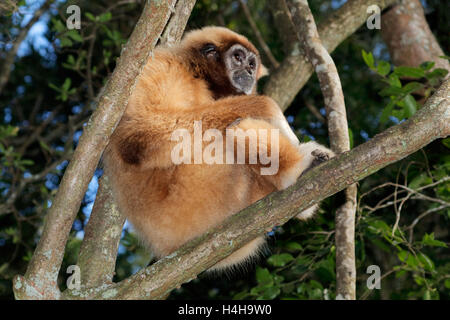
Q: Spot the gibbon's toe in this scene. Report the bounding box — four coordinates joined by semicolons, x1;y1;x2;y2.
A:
310;148;332;167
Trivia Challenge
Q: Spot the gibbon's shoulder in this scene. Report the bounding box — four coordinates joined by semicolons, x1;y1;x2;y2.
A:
129;49;212;114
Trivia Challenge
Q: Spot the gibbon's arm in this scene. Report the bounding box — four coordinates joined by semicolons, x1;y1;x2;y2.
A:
114;95;301;170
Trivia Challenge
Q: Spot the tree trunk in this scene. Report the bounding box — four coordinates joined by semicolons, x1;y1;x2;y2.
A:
381;0;449;71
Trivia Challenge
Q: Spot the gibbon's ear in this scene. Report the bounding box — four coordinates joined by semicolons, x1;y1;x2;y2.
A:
257;63;269;79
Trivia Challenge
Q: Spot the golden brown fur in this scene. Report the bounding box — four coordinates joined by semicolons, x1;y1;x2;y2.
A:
103;27;333;271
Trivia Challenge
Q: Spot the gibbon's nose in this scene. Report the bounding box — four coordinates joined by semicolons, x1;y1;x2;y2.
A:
245;66;254;76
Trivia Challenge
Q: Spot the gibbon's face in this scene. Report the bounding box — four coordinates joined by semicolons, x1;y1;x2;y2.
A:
199;41;259;96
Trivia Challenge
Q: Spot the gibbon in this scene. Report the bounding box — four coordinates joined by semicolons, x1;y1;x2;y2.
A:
103;26;334;271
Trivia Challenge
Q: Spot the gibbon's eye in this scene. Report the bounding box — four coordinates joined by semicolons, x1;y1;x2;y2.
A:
233;50;244;63
201;44;218;59
249;59;256;69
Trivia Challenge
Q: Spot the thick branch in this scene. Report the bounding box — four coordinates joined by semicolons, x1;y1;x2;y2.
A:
76;175;126;290
13;0;178;300
93;78;449;299
73;0;196;294
286;0;357;300
264;0;399;111
159;0;196;46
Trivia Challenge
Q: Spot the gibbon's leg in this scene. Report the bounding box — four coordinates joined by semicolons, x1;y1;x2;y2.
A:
228;118;333;189
228;118;334;220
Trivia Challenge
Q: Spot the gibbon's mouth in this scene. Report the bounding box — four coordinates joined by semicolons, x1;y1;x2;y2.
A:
231;70;255;95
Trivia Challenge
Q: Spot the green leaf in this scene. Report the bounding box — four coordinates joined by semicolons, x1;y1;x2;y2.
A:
260;286;280;300
62;78;72;91
379;86;404;97
408;172;433;190
401;82;423;95
348;128;354;149
285;242;303;251
39;140;52;153
48;82;61;92
402;82;423;95
379;100;395;124
267;253;294;267
394;66;425;78
417;252;435;271
442;137;450;149
426;68;449;79
421;233;447;248
397;250;408;262
420;61;435;71
444;279;450;289
376;60;391;76
98;12;112;22
20;159;34;166
388;73;402;88
59;37;73;47
367;219;391;235
255;267;273;285
51;18;65;32
395;269;407;278
66;30;83;42
402;94;417;118
362;50;375;69
85;12;96;21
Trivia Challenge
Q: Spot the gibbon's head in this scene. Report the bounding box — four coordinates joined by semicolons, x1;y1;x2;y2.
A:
180;26;268;98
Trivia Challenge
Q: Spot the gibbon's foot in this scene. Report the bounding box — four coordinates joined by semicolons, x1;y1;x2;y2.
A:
311;149;332;168
295;142;334;221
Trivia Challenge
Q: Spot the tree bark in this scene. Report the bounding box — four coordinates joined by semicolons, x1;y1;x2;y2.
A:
13;0;178;300
285;0;357;300
76;175;126;290
159;0;196;46
381;0;449;71
72;0;196;295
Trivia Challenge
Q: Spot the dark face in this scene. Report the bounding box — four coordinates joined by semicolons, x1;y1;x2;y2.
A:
200;42;258;96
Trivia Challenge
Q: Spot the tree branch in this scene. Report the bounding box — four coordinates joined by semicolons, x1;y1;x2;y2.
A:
264;0;399;111
159;0;196;46
92;78;449;299
73;0;196;295
13;0;178;300
285;0;357;300
75;175;126;290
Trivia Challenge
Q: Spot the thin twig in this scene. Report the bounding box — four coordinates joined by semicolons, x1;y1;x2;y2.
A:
238;0;279;69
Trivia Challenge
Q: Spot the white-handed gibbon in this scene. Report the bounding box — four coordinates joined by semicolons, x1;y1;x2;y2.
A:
103;26;334;271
